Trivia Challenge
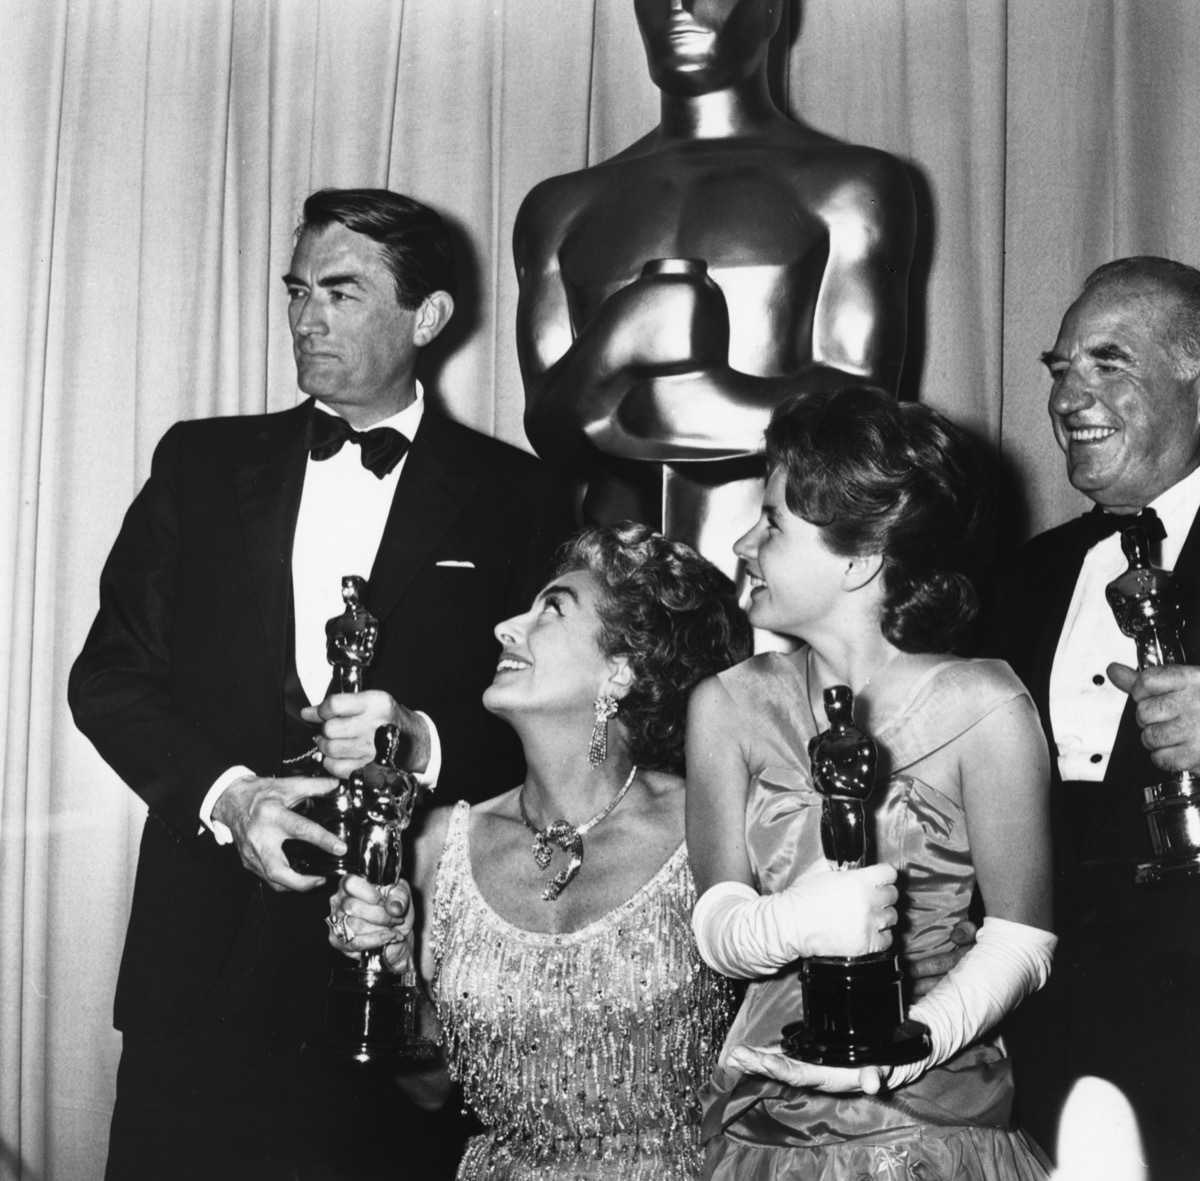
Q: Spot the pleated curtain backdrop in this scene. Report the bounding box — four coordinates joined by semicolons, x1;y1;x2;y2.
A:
4;1;1200;1176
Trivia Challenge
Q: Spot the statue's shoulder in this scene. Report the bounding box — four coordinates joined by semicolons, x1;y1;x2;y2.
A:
825;140;911;194
518;140;649;203
776;130;910;187
780;135;915;232
513;165;610;253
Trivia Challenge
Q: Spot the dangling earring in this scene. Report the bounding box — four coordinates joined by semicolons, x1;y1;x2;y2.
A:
588;695;619;767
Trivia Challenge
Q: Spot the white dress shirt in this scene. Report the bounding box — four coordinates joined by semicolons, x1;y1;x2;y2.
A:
1050;464;1200;782
292;397;421;701
200;388;441;842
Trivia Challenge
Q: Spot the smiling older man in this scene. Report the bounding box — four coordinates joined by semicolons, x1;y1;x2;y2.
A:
981;256;1200;1179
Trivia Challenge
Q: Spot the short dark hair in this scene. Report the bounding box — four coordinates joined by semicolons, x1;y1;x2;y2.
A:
553;523;752;775
299;188;457;309
1083;256;1200;379
765;386;980;654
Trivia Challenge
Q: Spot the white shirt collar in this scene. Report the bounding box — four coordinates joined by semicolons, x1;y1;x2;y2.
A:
1148;463;1200;568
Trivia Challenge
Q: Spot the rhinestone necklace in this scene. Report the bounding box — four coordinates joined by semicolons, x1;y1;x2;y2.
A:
518;765;639;902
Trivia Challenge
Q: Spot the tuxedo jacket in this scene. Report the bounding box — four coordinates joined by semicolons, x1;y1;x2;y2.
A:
980;510;1200;1174
69;400;575;1038
981;509;1200;872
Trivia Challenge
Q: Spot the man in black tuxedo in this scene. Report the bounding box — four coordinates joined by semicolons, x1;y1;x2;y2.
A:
982;256;1200;1178
69;189;574;1180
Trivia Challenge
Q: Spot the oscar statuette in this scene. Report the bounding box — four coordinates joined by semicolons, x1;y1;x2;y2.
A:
781;685;931;1066
315;723;437;1062
286;574;377;875
1106;524;1200;884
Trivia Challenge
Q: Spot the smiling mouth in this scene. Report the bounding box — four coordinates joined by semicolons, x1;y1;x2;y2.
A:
495;657;531;674
1064;425;1118;443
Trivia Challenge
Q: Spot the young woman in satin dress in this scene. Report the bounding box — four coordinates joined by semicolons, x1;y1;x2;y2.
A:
687;387;1056;1180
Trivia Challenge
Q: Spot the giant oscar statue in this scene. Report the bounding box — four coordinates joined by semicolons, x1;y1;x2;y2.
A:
514;0;916;580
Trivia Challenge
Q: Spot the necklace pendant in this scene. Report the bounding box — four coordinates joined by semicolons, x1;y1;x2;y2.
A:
531;833;553;870
539;821;584;902
543;864;576;902
516;765;638;901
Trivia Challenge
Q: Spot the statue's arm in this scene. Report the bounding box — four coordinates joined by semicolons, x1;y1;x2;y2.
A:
514;188;624;467
809;152;917;393
514;181;738;466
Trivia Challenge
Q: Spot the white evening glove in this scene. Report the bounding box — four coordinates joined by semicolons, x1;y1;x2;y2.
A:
691;864;898;980
887;915;1057;1088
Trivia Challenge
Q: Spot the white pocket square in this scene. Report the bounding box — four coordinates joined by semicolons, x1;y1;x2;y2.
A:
436;560;476;568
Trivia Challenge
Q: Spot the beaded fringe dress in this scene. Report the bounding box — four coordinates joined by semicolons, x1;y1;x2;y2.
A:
431;801;735;1180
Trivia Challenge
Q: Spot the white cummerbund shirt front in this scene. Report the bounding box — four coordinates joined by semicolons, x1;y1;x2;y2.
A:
1050;463;1200;782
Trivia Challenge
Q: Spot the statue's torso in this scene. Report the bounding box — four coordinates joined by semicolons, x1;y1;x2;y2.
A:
521;134;906;578
556;138;879;376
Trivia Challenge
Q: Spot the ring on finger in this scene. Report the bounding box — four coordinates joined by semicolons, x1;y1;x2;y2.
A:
325;913;352;943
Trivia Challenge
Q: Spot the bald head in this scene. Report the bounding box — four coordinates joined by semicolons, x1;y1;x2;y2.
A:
1082;256;1200;381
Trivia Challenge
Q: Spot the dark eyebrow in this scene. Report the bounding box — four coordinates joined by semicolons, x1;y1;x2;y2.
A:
1039;343;1135;370
1089;342;1134;364
280;271;366;290
537;582;581;608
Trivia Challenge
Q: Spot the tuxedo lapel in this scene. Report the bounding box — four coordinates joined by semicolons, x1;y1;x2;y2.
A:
1096;702;1154;839
232;402;311;692
1028;520;1092;759
367;411;480;622
1172;505;1200;658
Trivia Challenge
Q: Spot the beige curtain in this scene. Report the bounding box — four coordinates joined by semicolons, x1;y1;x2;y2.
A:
5;1;1200;1175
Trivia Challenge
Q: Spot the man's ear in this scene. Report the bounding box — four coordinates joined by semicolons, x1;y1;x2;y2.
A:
605;656;634;702
843;552;884;592
412;291;454;347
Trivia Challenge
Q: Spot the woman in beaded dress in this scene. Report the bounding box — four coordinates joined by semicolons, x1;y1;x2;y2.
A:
330;523;751;1179
687;388;1057;1179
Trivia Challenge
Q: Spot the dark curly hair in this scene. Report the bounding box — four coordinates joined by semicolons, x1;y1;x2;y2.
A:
764;386;980;654
553;523;752;775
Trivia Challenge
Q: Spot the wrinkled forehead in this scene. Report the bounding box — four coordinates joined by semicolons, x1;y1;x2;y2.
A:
288;221;389;277
1057;278;1177;348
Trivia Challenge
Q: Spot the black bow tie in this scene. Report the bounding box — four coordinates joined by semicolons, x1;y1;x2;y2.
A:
304;412;409;479
1081;504;1167;549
